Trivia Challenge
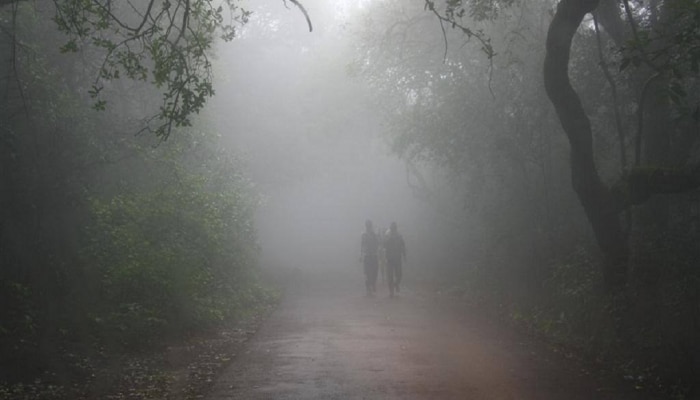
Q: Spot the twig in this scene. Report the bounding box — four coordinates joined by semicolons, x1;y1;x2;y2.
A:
284;0;313;32
424;0;495;98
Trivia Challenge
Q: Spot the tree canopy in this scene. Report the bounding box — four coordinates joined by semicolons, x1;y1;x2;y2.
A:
3;0;311;139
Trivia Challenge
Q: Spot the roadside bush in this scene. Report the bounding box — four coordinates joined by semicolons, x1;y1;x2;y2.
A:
83;134;267;349
502;245;614;352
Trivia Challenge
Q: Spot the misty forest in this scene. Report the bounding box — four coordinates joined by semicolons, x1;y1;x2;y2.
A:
1;0;700;398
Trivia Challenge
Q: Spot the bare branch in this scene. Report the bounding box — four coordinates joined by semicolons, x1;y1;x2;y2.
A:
284;0;313;32
423;0;495;97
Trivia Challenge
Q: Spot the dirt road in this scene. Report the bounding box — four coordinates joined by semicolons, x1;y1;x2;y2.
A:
206;267;652;399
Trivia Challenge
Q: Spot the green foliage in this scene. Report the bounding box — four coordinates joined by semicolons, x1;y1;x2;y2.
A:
619;0;700;121
502;227;700;395
1;2;279;388
82;134;265;348
423;0;502;59
439;0;518;22
51;0;252;139
0;282;38;359
354;0;700;394
0;0;281;392
624;218;700;385
536;247;612;346
0;382;68;400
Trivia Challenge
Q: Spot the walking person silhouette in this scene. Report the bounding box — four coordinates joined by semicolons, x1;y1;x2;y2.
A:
384;222;406;298
360;219;379;296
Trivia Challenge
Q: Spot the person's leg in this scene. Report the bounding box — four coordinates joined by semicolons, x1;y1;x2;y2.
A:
366;256;378;295
395;262;402;293
370;263;378;294
379;260;385;284
387;263;395;297
364;262;372;296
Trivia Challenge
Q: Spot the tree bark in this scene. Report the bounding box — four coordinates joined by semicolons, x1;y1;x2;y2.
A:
544;0;628;291
593;0;627;47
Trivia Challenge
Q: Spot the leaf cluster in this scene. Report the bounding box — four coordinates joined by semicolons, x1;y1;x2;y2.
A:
423;0;501;60
51;0;251;139
619;0;700;121
82;133;262;347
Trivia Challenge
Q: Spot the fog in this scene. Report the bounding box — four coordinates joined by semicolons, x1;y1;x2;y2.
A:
208;1;441;272
4;0;700;395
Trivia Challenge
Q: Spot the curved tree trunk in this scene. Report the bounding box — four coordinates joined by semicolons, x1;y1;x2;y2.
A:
543;0;628;292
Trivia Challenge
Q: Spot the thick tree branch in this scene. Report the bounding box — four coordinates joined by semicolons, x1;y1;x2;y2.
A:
545;0;700;292
544;0;605;203
613;165;700;208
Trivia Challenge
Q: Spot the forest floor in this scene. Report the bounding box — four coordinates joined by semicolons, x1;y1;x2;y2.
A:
0;288;278;400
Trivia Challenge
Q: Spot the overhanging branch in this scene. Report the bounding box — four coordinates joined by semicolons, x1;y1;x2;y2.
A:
285;0;312;32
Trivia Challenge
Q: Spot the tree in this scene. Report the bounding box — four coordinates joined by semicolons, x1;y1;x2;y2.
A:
543;0;700;292
1;0;311;140
0;0;278;382
352;2;700;387
352;0;586;284
355;0;700;293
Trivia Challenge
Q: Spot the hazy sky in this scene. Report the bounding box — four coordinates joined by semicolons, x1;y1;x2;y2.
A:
206;0;440;270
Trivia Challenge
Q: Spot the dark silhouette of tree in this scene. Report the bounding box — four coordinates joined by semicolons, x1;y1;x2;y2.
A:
544;0;700;292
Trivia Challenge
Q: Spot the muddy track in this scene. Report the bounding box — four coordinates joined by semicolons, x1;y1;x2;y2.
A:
206;267;652;400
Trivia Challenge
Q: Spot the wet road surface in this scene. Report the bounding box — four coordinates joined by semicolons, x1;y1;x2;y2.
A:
206;267;651;399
